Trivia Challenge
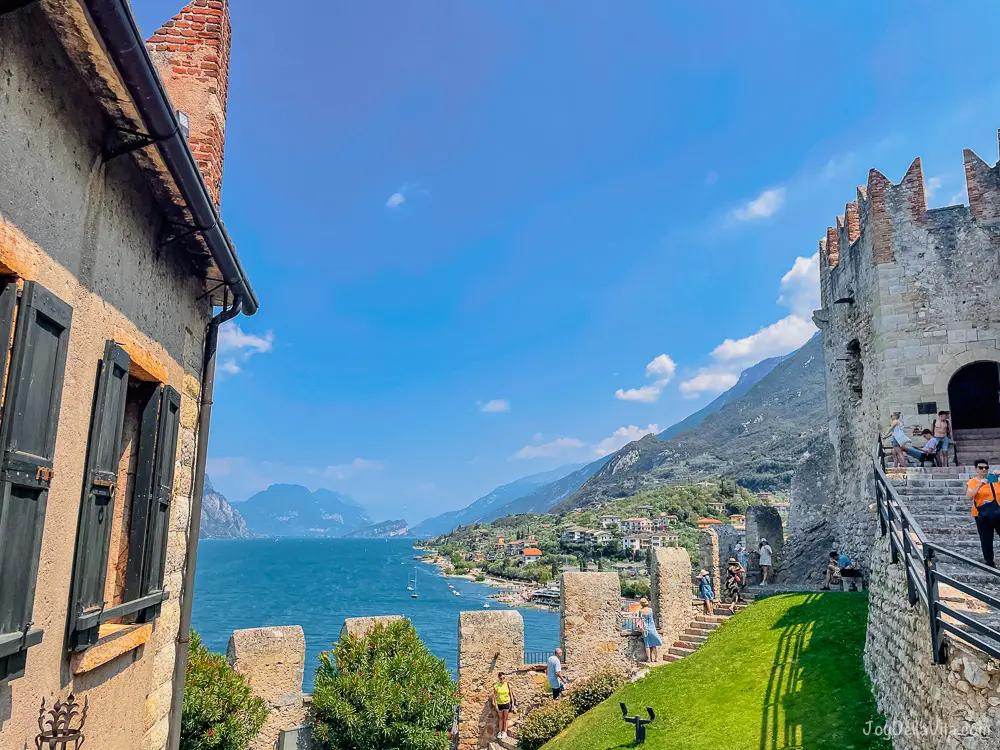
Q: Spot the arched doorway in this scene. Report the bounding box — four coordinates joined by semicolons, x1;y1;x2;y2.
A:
948;361;1000;430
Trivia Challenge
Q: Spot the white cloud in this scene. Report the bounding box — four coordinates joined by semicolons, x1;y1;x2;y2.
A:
325;457;386;481
218;322;274;376
925;175;942;201
514;437;585;460
821;153;855;180
949;185;968;205
593;424;660;457
478;399;511;413
615;384;666;403
386;183;409;209
732;188;785;221
645;354;676;380
712;315;815;364
679;371;739;399
777;252;820;319
615;354;676;403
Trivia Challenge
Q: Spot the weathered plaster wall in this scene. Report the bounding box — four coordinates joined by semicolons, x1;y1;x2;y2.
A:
560;572;630;679
228;627;310;750
649;547;692;651
0;7;212;749
456;610;550;750
865;535;1000;748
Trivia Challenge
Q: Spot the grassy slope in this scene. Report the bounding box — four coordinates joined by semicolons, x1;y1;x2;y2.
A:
544;593;890;750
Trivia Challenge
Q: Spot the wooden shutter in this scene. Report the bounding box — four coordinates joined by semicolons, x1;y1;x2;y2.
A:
123;384;162;609
0;281;72;680
137;385;181;621
67;340;130;650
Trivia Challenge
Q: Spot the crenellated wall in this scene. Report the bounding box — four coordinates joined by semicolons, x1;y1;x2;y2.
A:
814;133;1000;572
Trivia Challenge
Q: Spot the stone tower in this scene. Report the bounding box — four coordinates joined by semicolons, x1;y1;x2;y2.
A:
813;131;1000;568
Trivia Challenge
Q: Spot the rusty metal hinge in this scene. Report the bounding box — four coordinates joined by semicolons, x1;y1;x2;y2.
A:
35;467;53;482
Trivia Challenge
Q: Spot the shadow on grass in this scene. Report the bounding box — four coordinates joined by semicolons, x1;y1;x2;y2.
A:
757;593;885;750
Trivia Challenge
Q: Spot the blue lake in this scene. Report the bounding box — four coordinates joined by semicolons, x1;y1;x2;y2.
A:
192;538;560;689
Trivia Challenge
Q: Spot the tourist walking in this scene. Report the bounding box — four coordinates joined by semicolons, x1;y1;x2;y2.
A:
932;410;954;466
758;538;774;585
967;460;1000;568
735;541;747;569
546;648;566;700
885;412;909;468
725;557;745;604
492;672;516;740
637;596;663;663
696;569;715;616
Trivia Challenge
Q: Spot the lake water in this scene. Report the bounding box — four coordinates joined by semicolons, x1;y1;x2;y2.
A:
192;538;560;690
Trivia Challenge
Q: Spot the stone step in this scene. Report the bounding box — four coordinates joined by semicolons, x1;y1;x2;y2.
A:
694;614;729;624
668;645;696;658
673;639;702;649
682;629;709;641
954;429;1000;438
662;653;681;663
688;620;719;633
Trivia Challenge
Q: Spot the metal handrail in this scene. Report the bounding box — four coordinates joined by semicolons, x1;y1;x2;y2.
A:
874;437;1000;663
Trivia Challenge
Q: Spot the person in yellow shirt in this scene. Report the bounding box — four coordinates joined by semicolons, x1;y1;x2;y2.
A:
492;672;516;741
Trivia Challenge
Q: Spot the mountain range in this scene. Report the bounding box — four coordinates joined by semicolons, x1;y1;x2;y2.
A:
411;337;820;536
200;476;252;539
235;484;373;538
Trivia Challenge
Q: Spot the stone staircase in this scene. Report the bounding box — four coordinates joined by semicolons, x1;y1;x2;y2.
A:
886;466;1000;642
662;598;751;663
953;428;1000;467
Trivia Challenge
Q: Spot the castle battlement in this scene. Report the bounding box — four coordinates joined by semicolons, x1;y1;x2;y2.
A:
820;130;1000;279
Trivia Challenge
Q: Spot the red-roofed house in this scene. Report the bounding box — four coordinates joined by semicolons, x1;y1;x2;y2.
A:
521;547;544;565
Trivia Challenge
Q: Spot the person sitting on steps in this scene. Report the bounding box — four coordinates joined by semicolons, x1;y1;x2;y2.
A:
968;460;1000;568
904;429;939;466
821;551;841;591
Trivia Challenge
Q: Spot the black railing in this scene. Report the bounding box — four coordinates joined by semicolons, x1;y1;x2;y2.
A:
874;438;1000;663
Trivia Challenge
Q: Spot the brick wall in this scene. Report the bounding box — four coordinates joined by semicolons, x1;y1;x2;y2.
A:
147;0;231;206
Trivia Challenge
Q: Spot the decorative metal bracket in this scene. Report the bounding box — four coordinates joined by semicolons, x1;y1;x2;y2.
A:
620;702;655;744
103;126;160;161
33;694;88;749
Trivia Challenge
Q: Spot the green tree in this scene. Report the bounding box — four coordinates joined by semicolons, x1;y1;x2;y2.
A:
311;620;457;750
181;630;267;750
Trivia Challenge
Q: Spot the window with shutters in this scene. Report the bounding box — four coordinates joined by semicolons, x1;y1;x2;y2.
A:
67;342;181;653
0;279;73;682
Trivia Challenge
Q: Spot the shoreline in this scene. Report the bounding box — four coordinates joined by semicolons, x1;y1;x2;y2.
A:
415;553;559;611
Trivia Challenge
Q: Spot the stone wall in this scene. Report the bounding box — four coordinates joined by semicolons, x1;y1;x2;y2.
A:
456;610;550;750
341;615;403;639
781;437;838;584
649;547;693;652
560;572;630;679
746;506;784;584
228;626;311;750
699;525;742;600
865;534;1000;748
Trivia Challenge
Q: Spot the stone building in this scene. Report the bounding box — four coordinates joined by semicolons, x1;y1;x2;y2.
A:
814;133;1000;569
0;2;255;749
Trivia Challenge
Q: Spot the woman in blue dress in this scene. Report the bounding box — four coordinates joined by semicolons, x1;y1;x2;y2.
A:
638;597;663;663
697;569;715;616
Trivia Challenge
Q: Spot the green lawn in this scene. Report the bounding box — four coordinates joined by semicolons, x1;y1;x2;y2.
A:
544;593;891;750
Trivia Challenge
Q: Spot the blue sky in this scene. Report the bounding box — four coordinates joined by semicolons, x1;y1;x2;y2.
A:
138;1;1000;523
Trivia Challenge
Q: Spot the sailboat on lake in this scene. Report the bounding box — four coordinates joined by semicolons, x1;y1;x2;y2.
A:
410;567;418;599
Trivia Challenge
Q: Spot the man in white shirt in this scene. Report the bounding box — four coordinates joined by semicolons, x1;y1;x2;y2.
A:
546;648;566;699
759;538;774;585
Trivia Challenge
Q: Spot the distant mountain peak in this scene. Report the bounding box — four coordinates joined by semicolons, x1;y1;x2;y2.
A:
237;483;371;538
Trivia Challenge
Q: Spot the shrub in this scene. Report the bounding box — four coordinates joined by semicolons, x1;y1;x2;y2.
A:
475;573;486;582
517;698;578;750
181;630;267;750
311;619;457;750
620;578;651;599
568;669;628;715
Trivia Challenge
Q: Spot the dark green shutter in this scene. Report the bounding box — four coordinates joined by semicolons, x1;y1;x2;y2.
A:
137;385;180;621
67;340;130;650
0;281;72;680
123;384;162;609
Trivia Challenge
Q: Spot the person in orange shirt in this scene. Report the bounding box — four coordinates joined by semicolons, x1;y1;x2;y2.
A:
967;460;1000;567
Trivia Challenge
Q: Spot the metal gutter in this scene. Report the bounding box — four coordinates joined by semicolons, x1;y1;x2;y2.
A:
80;0;258;315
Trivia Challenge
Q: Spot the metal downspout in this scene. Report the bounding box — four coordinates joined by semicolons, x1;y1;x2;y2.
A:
166;296;242;750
